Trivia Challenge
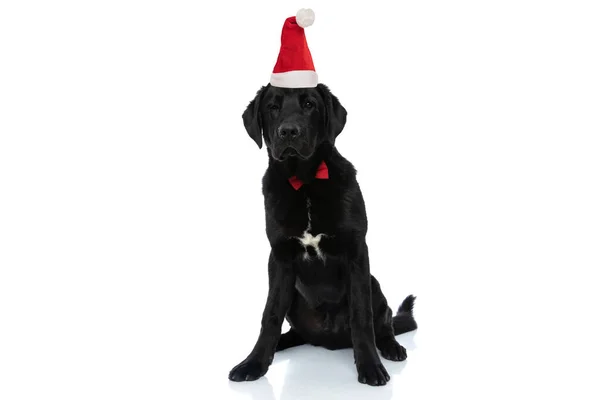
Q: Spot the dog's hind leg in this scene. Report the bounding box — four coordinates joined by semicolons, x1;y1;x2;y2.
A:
275;328;306;352
371;276;409;362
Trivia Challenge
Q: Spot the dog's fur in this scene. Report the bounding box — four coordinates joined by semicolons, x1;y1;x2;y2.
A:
228;83;417;386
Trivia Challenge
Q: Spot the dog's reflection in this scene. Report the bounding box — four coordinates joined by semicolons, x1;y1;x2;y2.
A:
229;331;416;400
228;377;277;400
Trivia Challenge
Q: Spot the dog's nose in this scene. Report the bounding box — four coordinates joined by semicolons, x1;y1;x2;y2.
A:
278;123;300;139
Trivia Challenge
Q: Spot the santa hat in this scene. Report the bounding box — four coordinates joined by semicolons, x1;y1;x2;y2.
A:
270;8;318;88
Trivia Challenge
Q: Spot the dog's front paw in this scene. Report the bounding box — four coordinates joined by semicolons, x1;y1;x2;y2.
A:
228;357;269;382
356;361;390;386
379;339;407;362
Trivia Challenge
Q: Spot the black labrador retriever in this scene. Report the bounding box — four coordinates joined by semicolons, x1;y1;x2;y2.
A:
228;83;417;386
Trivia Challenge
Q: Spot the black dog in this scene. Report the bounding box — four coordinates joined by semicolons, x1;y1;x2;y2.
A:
228;83;417;386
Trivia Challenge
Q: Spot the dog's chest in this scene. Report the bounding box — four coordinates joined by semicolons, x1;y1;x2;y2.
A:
293;198;328;261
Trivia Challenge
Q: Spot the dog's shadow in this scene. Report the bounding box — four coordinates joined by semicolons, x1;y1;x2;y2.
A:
229;331;417;400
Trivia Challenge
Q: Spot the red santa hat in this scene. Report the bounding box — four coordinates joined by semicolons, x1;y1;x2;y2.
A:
270;8;318;88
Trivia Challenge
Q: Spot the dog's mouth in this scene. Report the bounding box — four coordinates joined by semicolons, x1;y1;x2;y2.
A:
281;147;299;159
274;146;312;161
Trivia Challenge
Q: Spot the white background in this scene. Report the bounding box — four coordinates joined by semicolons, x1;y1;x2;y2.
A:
1;1;599;399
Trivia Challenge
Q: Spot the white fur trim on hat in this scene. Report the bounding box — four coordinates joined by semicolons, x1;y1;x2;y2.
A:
270;70;318;88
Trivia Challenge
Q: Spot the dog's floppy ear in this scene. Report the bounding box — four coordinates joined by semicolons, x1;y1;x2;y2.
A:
318;83;347;139
242;86;267;149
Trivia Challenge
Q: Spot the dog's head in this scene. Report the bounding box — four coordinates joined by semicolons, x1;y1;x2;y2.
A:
242;84;347;161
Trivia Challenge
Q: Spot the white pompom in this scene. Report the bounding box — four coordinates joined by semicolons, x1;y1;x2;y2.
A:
296;8;315;28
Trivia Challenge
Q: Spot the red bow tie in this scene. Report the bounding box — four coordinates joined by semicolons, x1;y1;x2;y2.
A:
288;161;329;190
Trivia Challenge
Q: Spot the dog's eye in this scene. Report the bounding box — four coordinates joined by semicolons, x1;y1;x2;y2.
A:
268;104;280;111
303;101;314;109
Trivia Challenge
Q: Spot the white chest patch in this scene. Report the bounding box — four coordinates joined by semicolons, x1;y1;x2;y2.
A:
294;199;326;261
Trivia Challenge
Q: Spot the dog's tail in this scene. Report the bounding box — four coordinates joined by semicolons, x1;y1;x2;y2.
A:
392;295;418;335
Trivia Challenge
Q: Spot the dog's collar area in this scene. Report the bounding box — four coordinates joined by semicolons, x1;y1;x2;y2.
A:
288;161;329;190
